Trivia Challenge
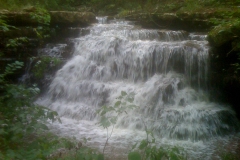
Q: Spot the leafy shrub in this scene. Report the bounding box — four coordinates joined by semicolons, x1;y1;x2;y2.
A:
30;7;50;25
97;91;137;154
0;59;61;156
0;16;16;32
6;37;29;49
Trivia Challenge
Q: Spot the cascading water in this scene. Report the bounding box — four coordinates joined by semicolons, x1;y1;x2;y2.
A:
37;17;240;159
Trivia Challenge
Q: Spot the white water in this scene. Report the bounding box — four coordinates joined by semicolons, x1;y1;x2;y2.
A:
37;17;240;159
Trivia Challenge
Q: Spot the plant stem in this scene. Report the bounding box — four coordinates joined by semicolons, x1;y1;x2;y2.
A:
103;124;115;154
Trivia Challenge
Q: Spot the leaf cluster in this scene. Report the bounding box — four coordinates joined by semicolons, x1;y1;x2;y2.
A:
0;61;24;83
30;8;51;25
97;91;137;129
6;37;29;50
0;16;17;32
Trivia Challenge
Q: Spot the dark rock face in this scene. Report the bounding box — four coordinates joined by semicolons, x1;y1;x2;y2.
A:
49;11;97;26
209;43;240;119
0;11;40;26
0;10;97;27
207;20;240;119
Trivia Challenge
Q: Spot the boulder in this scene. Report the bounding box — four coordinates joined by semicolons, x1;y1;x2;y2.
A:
49;11;96;26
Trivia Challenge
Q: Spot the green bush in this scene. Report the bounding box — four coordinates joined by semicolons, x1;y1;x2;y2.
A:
0;60;61;155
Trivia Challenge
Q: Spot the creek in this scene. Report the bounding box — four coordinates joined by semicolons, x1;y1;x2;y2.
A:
36;17;240;159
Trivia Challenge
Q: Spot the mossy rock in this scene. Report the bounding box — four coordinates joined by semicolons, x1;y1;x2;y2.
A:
0;7;50;26
49;11;96;26
208;20;240;47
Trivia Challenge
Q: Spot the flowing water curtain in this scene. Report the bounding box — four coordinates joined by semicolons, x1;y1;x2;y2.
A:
37;18;240;160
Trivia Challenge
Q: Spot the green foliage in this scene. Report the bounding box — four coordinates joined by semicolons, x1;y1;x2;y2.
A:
6;37;29;48
0;55;61;159
180;0;202;12
88;0;240;15
97;92;186;159
0;61;24;83
30;7;50;25
29;8;54;40
220;151;239;160
208;18;240;75
0;16;16;32
1;0;240;15
0;131;103;160
0;3;103;160
0;61;61;154
61;147;104;160
209;18;227;26
0;16;8;31
34;26;56;40
43;136;103;160
118;9;132;17
179;0;218;12
129;130;186;160
0;0;76;10
4;37;30;54
128;151;141;160
97;91;137;129
32;56;62;79
97;91;137;154
208;19;240;46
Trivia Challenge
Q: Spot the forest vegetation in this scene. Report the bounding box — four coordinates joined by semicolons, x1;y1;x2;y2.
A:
0;0;239;13
1;0;240;160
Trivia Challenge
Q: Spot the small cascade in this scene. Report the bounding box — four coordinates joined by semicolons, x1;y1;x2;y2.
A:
19;58;34;83
189;33;207;41
20;42;71;85
96;16;108;24
38;43;67;58
37;17;240;159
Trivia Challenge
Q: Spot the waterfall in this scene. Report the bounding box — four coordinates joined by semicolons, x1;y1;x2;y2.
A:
37;17;240;159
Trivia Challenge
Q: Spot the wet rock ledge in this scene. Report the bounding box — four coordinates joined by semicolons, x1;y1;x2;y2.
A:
49;11;96;26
